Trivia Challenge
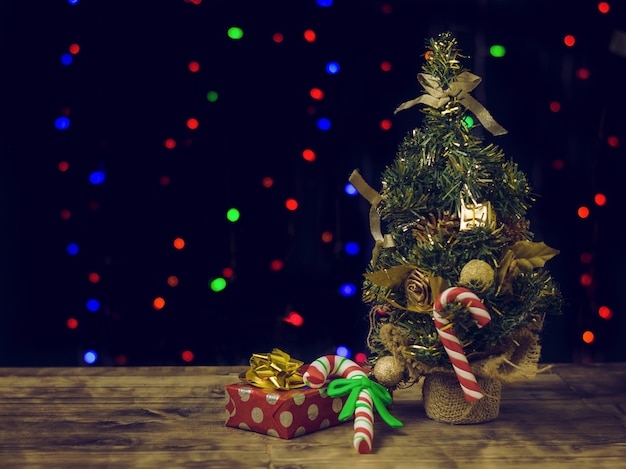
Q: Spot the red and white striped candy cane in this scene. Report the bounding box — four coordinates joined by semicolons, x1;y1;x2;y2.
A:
303;355;374;454
433;286;491;402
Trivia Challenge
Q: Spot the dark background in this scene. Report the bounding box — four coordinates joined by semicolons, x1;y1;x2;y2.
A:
2;0;625;366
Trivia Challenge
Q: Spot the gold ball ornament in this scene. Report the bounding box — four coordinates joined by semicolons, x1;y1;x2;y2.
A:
459;259;495;291
373;356;405;388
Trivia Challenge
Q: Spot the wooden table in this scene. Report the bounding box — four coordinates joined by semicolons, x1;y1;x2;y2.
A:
0;363;624;468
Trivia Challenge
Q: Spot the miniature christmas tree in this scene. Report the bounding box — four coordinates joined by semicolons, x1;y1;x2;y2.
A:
350;32;562;424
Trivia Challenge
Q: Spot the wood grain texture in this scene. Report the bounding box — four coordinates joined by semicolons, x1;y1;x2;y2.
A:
0;364;624;468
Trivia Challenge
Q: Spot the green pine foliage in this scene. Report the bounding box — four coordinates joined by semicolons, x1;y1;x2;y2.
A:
361;32;562;372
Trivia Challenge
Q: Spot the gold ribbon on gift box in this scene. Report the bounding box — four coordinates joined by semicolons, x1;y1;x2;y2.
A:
240;348;306;390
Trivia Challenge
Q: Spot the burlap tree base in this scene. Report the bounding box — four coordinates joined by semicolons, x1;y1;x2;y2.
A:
422;373;501;424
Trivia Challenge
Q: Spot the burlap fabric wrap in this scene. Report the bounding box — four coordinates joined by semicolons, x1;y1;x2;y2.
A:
374;318;548;424
422;373;501;424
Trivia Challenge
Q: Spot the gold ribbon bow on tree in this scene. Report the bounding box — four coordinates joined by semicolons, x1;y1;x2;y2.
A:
348;169;395;266
394;71;508;136
241;348;306;390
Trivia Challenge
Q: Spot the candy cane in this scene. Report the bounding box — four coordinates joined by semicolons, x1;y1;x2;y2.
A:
433;286;491;402
303;355;375;454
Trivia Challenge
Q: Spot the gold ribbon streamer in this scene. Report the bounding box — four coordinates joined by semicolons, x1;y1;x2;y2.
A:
349;169;395;265
241;348;306;390
394;71;507;136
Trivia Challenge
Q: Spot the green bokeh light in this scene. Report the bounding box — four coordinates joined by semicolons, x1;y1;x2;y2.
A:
206;91;219;102
227;27;244;40
226;208;240;222
462;115;475;129
489;44;506;58
210;277;227;292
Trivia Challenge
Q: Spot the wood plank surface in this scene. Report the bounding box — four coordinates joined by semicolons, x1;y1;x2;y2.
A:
0;364;624;468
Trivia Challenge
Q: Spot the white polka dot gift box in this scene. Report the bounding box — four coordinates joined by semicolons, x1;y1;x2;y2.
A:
224;349;350;439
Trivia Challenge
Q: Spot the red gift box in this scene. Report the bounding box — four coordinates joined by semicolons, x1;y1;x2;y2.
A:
225;382;350;439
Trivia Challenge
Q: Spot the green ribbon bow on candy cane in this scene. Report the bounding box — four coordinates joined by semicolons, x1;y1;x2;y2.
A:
327;376;404;428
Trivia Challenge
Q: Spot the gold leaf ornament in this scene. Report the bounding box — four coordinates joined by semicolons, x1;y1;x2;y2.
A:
496;241;559;293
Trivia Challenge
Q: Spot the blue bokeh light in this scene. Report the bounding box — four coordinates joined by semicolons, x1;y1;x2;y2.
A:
86;298;100;312
345;242;360;256
316;117;331;131
84;350;98;364
339;283;357;297
316;0;333;6
89;171;106;185
66;243;79;256
325;62;340;74
344;183;358;196
336;345;350;358
55;117;71;130
61;53;73;66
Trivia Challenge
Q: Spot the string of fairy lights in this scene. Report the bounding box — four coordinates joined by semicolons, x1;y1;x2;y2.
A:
47;0;622;365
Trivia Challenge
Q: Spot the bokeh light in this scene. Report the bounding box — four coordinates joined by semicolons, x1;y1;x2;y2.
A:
582;331;595;344
284;311;304;327
270;259;284;271
302;148;316;162
304;29;316;42
380;61;392;71
339;283;357;297
173;237;185;249
89;171;105;185
164;138;176;149
66;243;79;256
321;231;333;243
285;198;298;211
60;53;73;66
262;176;274;188
227;26;244;39
66;318;78;329
335;345;350;358
210;277;227;292
206;91;219;102
273;32;284;43
380;119;392;130
489;44;506;57
188;61;200;72
222;267;234;278
549;101;561;112
88;272;100;283
607;135;620;148
310;88;324;100
345;242;360;255
594;193;606;206
344;183;357;196
153;297;166;310
580;273;592;287
167;275;179;287
83;350;98;364
564;35;576;47
598;306;613;320
181;350;195;362
86;298;100;312
577;206;590;219
55;116;70;130
186;118;199;130
316;117;331;130
226;208;240;222
325;62;340;74
598;2;610;14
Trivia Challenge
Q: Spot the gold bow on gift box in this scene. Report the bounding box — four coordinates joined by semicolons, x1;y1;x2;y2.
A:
240;348;306;390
